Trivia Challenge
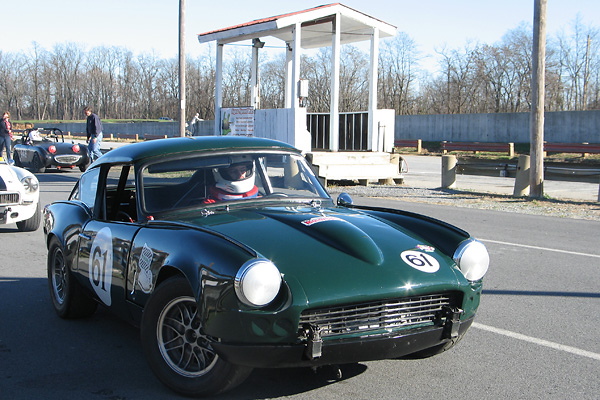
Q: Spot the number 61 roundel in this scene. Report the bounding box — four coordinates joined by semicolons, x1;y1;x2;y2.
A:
400;250;440;273
89;227;113;306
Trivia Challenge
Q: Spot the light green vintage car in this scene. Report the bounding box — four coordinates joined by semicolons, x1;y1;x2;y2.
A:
44;136;489;396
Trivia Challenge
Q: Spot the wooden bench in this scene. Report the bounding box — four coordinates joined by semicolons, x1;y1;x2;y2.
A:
394;139;422;153
441;141;514;157
544;142;600;157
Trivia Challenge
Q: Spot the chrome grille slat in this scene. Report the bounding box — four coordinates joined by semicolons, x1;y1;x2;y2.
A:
55;155;81;164
299;294;455;338
0;193;20;205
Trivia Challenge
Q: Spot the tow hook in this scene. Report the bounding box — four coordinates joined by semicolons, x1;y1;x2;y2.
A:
303;324;323;360
442;306;464;339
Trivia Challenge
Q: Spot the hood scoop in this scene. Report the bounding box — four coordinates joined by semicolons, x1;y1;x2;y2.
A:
259;211;384;266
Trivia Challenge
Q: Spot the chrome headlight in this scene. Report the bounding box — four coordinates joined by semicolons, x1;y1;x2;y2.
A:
235;259;282;307
21;176;39;193
453;239;489;282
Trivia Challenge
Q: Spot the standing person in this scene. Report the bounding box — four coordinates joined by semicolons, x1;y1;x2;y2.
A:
0;111;14;164
84;106;103;161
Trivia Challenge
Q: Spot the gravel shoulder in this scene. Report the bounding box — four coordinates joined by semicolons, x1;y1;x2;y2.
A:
328;185;600;221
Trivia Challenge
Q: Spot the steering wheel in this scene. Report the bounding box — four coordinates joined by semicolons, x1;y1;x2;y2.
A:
117;211;134;223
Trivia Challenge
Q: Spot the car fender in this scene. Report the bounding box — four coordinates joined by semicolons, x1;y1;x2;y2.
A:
126;222;259;317
43;201;92;262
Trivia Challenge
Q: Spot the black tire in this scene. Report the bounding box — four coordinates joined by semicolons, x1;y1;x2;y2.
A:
16;202;41;232
47;238;98;319
140;276;252;397
79;162;89;172
32;154;46;173
13;151;22;167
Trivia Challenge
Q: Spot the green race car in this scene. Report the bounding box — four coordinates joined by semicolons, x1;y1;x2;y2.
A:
43;136;489;396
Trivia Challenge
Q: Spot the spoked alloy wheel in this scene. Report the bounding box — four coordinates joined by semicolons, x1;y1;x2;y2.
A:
47;238;98;318
50;244;68;307
157;296;218;377
141;276;252;397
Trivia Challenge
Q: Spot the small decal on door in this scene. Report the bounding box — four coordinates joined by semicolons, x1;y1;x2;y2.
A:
137;243;154;293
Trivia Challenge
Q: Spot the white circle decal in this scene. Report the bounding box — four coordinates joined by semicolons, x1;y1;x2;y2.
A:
401;250;440;273
89;227;113;306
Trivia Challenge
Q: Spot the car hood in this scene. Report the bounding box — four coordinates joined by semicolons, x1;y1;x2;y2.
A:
174;205;463;307
0;163;35;191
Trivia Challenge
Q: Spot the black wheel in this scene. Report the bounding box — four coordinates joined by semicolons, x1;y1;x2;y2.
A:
79;162;89;172
47;238;98;319
16;202;41;232
13;151;22;167
140;276;252;397
32;154;46;173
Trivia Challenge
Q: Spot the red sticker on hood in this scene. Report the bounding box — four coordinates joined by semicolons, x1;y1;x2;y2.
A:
301;216;343;226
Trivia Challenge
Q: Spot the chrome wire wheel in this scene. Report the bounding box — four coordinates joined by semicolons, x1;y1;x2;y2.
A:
50;246;67;306
157;295;218;377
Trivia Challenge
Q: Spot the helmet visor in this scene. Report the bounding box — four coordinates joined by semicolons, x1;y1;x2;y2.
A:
220;161;254;182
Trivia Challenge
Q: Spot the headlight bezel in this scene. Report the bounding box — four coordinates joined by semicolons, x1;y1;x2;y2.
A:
453;239;490;282
21;176;39;193
234;258;282;307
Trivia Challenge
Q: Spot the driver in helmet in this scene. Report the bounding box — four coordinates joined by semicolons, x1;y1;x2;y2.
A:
204;157;259;203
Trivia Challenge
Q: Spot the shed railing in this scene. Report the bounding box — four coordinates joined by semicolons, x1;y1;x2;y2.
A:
307;111;369;151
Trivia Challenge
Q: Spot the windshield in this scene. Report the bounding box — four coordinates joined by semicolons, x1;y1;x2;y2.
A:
141;152;330;213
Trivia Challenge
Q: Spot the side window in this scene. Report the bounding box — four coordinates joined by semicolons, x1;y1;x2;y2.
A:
105;165;137;222
78;168;100;209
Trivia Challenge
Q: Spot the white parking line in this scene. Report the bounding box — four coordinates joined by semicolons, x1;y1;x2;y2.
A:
481;239;600;259
472;322;600;361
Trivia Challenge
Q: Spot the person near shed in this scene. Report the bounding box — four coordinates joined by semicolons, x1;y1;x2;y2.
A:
0;111;14;164
84;106;103;161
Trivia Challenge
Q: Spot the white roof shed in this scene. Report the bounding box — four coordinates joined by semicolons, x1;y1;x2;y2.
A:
198;3;397;152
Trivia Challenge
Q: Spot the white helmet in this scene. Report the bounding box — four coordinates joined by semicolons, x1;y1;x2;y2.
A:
213;156;255;194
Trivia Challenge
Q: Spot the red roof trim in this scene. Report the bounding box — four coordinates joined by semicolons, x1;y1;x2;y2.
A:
197;3;341;37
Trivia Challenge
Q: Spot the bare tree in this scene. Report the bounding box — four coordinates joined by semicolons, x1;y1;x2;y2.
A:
378;33;420;114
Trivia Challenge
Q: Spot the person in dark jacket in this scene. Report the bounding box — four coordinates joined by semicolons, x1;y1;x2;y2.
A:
0;111;14;164
84;106;103;161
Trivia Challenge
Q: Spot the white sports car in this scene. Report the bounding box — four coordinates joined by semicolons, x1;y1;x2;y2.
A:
0;157;41;231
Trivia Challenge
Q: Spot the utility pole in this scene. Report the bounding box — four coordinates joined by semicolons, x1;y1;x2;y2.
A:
179;0;186;137
530;0;547;198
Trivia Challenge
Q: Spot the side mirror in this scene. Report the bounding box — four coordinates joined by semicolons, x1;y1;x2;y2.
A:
337;192;353;207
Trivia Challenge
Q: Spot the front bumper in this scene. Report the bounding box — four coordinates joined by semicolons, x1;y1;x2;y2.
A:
0;203;37;225
212;315;474;368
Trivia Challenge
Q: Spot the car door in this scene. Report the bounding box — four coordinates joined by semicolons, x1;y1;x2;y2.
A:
76;164;141;319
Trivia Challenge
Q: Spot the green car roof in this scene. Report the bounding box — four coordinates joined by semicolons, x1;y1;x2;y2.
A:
94;136;300;166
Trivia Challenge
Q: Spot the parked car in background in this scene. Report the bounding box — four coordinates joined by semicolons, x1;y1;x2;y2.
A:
13;128;90;173
43;136;489;396
0;157;41;231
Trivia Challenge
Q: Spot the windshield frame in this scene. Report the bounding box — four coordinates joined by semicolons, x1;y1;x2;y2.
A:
138;149;331;215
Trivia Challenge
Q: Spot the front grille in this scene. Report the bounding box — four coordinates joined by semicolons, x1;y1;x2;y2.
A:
55;155;81;164
0;192;20;205
299;293;456;338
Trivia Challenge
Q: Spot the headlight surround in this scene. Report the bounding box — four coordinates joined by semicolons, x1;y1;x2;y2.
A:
21;176;39;193
453;239;489;281
235;259;282;307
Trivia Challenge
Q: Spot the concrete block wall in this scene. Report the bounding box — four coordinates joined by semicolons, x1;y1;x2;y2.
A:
395;110;600;144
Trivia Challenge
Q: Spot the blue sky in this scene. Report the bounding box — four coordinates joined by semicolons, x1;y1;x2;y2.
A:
4;1;600;73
